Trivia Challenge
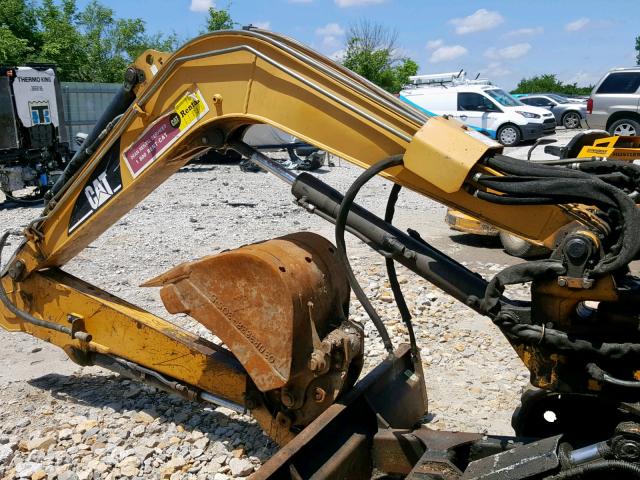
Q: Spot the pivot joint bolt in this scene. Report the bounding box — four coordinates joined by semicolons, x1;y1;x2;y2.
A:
281;390;295;408
313;387;326;403
308;350;327;373
7;260;25;280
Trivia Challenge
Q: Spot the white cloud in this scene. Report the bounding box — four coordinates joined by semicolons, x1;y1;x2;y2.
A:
425;38;444;50
565;17;590;32
316;22;345;49
483;62;511;77
504;27;544;38
190;0;213;12
429;45;468;63
562;70;599;86
450;9;504;35
316;23;345;36
335;0;385;7
252;21;271;30
485;43;531;60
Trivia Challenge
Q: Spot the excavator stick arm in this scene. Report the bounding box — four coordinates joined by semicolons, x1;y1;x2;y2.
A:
14;29;578;274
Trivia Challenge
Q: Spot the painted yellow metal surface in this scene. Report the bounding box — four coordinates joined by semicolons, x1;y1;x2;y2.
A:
404;116;501;194
14;30;581;273
445;208;499;236
0;270;247;402
577;135;640;161
0;269;295;442
0;29;611;442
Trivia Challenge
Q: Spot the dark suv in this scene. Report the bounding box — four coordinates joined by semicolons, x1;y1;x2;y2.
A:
587;68;640;136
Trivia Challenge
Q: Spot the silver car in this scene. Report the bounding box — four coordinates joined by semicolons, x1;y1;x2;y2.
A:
519;94;586;129
587;67;640;136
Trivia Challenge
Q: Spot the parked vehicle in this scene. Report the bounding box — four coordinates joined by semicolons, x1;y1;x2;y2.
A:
400;72;556;147
519;93;586;129
0;65;70;202
587;67;640;136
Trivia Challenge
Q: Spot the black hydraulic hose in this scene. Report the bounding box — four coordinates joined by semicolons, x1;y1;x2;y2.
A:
335;156;404;355
546;460;640;479
477;157;640;276
383;183;418;359
0;231;90;341
45;69;140;206
586;362;640;388
497;319;640;361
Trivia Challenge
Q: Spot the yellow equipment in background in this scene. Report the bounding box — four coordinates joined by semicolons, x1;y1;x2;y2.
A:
578;134;640;160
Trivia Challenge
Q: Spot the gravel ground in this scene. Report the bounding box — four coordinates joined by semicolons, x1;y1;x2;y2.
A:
0;129;578;479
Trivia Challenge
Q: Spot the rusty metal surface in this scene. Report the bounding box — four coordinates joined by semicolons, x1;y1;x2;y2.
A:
412;428;483;452
403;429;484;480
144;232;350;391
408;454;462;480
461;435;561;480
308;433;370;480
253;344;427;479
371;429;424;475
145;232;364;433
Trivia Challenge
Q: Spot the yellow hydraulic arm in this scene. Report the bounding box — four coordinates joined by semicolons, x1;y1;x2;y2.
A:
11;29;579;272
0;29;615;448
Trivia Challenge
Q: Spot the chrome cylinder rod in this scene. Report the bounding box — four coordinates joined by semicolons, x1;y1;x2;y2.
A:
230;141;298;185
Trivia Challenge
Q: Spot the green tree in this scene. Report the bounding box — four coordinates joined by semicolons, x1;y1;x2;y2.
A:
0;0;178;82
0;0;40;62
342;20;418;94
77;1;178;82
511;74;592;96
635;35;640;65
0;26;33;64
35;0;88;80
205;3;234;32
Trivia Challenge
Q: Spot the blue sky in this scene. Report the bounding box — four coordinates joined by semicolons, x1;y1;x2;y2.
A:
76;0;640;90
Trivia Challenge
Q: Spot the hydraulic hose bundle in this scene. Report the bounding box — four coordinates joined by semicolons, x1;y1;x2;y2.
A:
476;155;640;276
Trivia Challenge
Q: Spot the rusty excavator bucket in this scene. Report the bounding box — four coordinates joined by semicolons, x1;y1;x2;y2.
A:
143;232;366;431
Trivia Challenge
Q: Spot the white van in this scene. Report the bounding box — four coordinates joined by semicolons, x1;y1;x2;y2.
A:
399;73;556;146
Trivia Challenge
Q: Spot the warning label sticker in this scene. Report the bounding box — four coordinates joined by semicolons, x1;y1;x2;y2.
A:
123;89;209;178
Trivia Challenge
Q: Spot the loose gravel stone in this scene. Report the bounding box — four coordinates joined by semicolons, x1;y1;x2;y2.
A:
58;472;80;480
229;457;254;476
0;444;16;465
15;461;43;478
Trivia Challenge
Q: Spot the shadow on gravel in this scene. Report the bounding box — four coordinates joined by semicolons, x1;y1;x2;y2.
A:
28;372;277;461
449;233;502;249
179;165;218;173
0;200;45;211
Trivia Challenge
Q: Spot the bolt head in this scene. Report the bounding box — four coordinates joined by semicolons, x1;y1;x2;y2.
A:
308;358;318;371
281;391;295;408
313;388;326;403
620;440;640;459
566;238;589;261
